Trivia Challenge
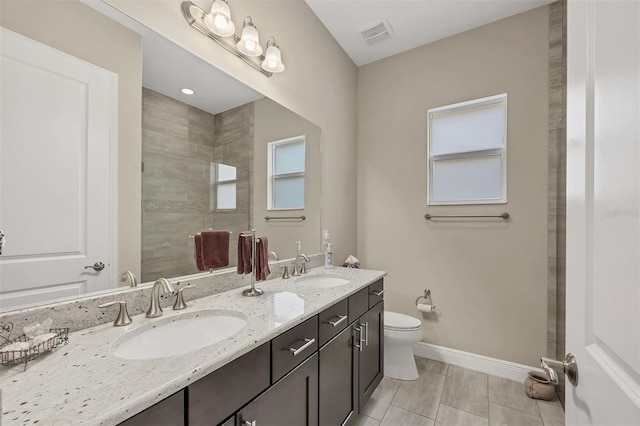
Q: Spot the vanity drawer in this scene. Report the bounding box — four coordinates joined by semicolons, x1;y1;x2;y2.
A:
368;279;384;308
188;342;270;426
318;298;349;346
348;287;369;324
272;316;318;382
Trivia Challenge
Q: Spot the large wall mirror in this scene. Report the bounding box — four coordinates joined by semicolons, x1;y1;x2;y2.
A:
0;0;322;312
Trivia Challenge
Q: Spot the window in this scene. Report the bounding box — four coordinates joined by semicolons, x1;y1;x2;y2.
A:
210;162;237;210
268;136;305;210
427;94;507;205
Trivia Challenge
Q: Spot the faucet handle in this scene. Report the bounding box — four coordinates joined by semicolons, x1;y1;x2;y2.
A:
173;285;197;310
99;301;132;326
281;265;290;279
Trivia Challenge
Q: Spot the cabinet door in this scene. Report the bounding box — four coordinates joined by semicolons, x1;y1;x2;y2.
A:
118;390;185;426
319;326;355;426
237;353;318;426
358;301;383;410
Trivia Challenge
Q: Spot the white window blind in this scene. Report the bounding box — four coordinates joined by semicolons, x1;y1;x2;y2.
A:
427;94;507;205
268;136;305;210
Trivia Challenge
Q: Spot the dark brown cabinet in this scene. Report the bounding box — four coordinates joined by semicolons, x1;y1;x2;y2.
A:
118;390;185;426
357;300;384;410
319;326;355;426
237;353;319;426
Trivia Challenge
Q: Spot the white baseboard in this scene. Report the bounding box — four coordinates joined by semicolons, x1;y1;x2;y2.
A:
412;342;543;383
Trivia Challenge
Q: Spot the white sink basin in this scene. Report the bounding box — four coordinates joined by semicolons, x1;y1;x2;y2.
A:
112;310;247;360
296;275;350;288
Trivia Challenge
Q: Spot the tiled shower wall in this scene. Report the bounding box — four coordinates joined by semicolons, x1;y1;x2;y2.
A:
547;0;567;405
141;88;253;282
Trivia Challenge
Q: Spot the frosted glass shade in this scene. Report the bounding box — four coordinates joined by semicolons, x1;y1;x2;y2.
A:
204;0;235;37
237;24;262;57
261;45;285;73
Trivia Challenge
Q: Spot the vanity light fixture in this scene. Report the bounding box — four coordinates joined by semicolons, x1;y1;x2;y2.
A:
236;17;262;57
262;38;285;73
203;0;235;37
181;1;284;77
181;88;196;95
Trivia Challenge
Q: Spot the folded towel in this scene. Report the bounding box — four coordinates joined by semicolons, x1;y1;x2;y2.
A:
200;230;230;269
237;232;253;275
255;236;271;281
194;233;205;271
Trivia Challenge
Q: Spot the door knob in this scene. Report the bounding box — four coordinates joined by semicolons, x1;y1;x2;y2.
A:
541;353;579;386
84;262;105;271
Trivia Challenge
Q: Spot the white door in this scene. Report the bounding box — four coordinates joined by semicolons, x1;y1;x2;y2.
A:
0;28;117;310
566;0;640;424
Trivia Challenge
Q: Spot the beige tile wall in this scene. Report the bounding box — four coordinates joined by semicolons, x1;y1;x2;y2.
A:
141;89;252;282
547;0;567;405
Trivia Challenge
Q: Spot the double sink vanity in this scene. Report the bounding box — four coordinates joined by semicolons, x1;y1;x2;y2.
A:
0;267;386;425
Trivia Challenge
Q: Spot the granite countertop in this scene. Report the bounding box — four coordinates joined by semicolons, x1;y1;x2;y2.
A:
0;267;386;426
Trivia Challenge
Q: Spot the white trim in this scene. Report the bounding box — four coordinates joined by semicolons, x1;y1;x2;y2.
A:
412;342;543;383
108;73;118;293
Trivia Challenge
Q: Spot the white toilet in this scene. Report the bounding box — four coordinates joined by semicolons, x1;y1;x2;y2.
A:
383;311;423;380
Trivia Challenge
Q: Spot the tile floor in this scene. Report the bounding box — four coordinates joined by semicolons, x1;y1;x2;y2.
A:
353;357;565;426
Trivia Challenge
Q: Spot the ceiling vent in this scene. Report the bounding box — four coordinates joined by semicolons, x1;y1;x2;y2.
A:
359;20;394;46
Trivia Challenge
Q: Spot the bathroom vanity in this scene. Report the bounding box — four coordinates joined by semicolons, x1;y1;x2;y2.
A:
0;267;385;425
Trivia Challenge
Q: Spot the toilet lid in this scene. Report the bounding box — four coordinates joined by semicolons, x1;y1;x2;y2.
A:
384;311;422;330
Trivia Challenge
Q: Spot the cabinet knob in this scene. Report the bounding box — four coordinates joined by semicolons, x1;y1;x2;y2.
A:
243;420;256;426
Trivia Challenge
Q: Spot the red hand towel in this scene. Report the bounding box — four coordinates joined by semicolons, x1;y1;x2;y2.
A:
255;236;271;281
194;233;205;271
200;230;230;269
237;232;253;275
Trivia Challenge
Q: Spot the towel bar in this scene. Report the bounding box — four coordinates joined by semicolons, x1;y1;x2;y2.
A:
265;216;306;221
424;213;510;220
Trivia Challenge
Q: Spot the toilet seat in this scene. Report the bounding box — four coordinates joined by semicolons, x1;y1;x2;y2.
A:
384;311;422;331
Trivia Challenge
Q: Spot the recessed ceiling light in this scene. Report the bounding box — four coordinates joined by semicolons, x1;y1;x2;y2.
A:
181;88;195;95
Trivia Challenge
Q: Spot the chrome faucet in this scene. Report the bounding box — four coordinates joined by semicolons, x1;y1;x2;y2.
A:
292;253;310;276
146;278;175;318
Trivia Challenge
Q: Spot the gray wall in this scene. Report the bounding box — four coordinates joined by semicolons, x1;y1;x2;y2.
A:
357;7;550;366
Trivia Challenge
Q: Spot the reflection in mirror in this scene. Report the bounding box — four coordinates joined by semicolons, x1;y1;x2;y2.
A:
0;0;321;312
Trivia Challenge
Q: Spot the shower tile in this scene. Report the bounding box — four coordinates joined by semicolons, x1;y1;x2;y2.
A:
489;403;543;426
414;356;449;375
381;406;434;426
440;366;489;418
435;404;488;426
361;377;402;421
488;376;540;415
392;370;445;419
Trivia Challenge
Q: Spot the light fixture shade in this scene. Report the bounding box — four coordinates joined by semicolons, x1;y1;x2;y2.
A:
261;44;285;73
236;20;262;57
204;0;235;37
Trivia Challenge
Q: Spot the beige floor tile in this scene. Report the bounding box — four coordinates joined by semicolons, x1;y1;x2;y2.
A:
440;366;489;418
392;370;446;419
381;406;435;426
537;399;565;426
435;404;489;426
415;356;449;375
361;377;402;421
351;414;382;426
489;403;544;426
488;376;540;415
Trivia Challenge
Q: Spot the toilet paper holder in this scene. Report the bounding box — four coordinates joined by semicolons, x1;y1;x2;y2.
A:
415;289;436;310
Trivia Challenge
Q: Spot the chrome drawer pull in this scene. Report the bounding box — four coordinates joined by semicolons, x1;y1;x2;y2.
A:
360;322;369;346
369;289;384;297
325;315;347;327
287;338;316;356
243;420;256;426
354;326;364;352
